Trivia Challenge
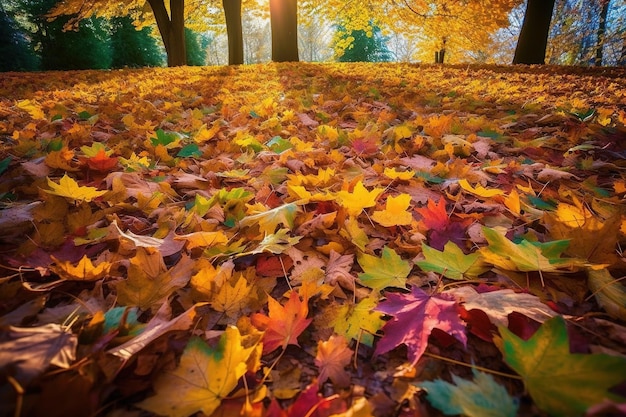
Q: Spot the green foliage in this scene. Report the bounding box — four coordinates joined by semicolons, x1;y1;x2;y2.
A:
20;0;111;70
185;28;208;66
421;370;519;417
335;23;392;63
110;16;163;68
0;5;39;71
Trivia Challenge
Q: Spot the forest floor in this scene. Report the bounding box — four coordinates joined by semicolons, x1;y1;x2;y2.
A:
1;62;626;417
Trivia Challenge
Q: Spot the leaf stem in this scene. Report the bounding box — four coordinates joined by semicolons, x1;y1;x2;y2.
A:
422;352;523;380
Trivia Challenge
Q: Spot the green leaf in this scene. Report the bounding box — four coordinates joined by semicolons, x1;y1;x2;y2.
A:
357;246;410;291
267;136;293;153
177;143;202;157
416;241;488;280
150;129;181;147
500;315;626;416
331;296;384;347
479;227;580;272
0;156;12;176
421;369;518;417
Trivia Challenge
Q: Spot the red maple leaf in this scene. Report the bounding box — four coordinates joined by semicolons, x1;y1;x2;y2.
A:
415;198;469;250
251;291;312;354
416;198;449;230
374;286;466;365
86;149;119;172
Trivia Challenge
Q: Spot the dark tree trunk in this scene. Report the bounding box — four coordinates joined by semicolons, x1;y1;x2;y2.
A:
270;0;299;62
148;0;187;66
223;0;243;65
594;0;610;66
512;0;555;64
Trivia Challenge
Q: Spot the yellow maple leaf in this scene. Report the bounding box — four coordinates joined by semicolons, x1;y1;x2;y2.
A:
45;148;78;171
336;181;383;216
383;167;415;180
45;174;107;202
50;254;111;281
371;194;414;227
16;99;45;120
138;327;261;417
194;123;221;143
175;231;229;250
458;178;505;198
503;189;521;216
211;273;254;318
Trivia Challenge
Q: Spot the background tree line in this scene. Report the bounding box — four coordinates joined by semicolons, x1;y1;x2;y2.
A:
2;0;625;72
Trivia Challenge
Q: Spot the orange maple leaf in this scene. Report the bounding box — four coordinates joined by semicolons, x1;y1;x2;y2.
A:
86;148;119;172
415;198;449;229
315;335;353;387
251;291;312;354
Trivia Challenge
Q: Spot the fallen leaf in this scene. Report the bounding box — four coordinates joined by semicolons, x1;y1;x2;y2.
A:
315;335;353;387
375;286;467;365
416;241;488;280
371;193;414;227
500;315;626;416
420;369;518;417
137;326;261;417
49;254;112;281
0;324;77;385
357;246;411;291
45;174;107;202
251;291;312;354
446;286;557;326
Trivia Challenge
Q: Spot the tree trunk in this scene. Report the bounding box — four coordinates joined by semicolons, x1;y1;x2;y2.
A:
148;0;187;66
270;0;299;62
512;0;555;64
594;0;610;67
223;0;243;65
619;36;626;66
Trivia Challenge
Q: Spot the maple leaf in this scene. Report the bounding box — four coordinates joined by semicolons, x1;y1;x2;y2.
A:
375;286;467;365
416;241;488;280
211;273;254;319
239;202;298;234
420;369;518;417
251;291;312;354
416;198;448;229
458;178;505;198
331;296;385;347
45;174;107;202
415;198;468;250
115;249;194;311
371;193;414;227
137;326;261;417
543;201;622;265
479;226;581;272
446;286;557;327
49;254;112;281
500;315;626;416
174;230;229;250
245;228;302;256
85;149;118;172
383;167;415;181
336;180;383;216
357;246;411;292
16;99;45;119
315;335;353;387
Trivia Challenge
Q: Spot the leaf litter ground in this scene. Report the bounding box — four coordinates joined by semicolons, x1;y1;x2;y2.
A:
1;62;626;417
